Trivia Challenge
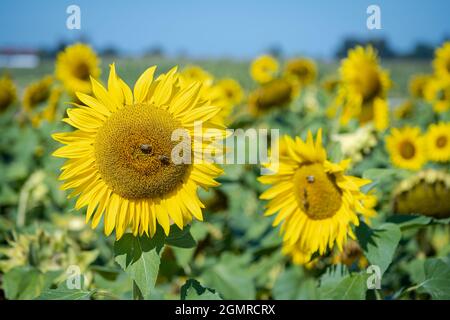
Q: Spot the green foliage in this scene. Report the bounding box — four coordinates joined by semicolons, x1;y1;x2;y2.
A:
180;279;222;300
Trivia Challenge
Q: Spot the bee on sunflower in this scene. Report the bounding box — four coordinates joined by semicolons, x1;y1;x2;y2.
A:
335;46;391;131
250;55;279;84
425;122;450;162
56;43;101;95
385;126;427;170
258;130;375;264
0;74;16;113
52;64;225;239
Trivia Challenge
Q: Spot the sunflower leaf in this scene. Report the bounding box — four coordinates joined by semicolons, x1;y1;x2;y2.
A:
356;222;401;275
165;225;196;248
417;258;450;300
114;231;165;300
180;279;222;300
318;271;369;300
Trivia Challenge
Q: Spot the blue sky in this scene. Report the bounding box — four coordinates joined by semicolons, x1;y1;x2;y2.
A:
0;0;449;58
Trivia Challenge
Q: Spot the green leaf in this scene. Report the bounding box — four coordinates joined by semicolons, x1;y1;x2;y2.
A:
356;222;401;274
180;279;222;300
388;215;432;231
319;271;368;300
418;258;450;300
165;225;196;248
201;253;256;300
2;266;59;300
37;288;93;300
114;231;165;300
273;267;318;300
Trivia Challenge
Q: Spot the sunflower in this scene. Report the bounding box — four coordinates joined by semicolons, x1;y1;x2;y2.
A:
393;169;450;219
250;55;279;84
386;126;426;170
425;122;450;162
23;75;53;111
331;240;368;269
56;43;101;95
432;41;450;81
0;75;16;112
248;78;296;116
259;130;374;264
52;64;225;239
424;77;450;113
180;65;213;86
284;58;317;86
216;78;244;106
321;76;340;94
409;74;431;99
336;46;391;129
394;100;414;119
32;87;63;127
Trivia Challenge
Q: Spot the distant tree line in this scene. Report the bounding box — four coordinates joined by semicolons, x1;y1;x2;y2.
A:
334;37;450;59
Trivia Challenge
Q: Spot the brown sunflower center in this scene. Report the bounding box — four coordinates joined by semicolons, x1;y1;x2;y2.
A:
436;135;448;148
355;67;382;104
94;105;191;200
400;140;416;159
292;163;342;220
73;63;91;81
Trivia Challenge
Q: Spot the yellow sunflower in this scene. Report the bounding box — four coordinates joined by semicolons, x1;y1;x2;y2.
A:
386;126;426;170
52;64;225;239
23;75;53;111
424;77;450;113
394;100;414;119
433;41;450;81
216;78;244;106
32;87;63;127
259;130;375;264
284;58;317;86
336;46;391;129
56;43;101;95
409;74;431;99
180;65;213;87
393;169;450;219
250;55;279;84
0;75;16;112
248;78;296;116
425;122;450;162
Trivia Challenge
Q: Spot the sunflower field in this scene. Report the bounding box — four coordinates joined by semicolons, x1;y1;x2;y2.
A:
0;41;449;302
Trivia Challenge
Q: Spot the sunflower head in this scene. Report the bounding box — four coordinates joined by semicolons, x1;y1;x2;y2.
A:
259;129;375;264
215;78;244;106
393;169;450;219
386;126;427;170
56;43;101;95
52;64;224;239
433;41;450;81
250;55;279;84
0;75;16;112
425;122;450;162
23;75;53;111
424;77;450;113
321;76;340;94
331;240;368;269
409;74;431;99
248;78;296;115
180;65;213;87
337;46;391;127
394;100;414;119
284;58;317;86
